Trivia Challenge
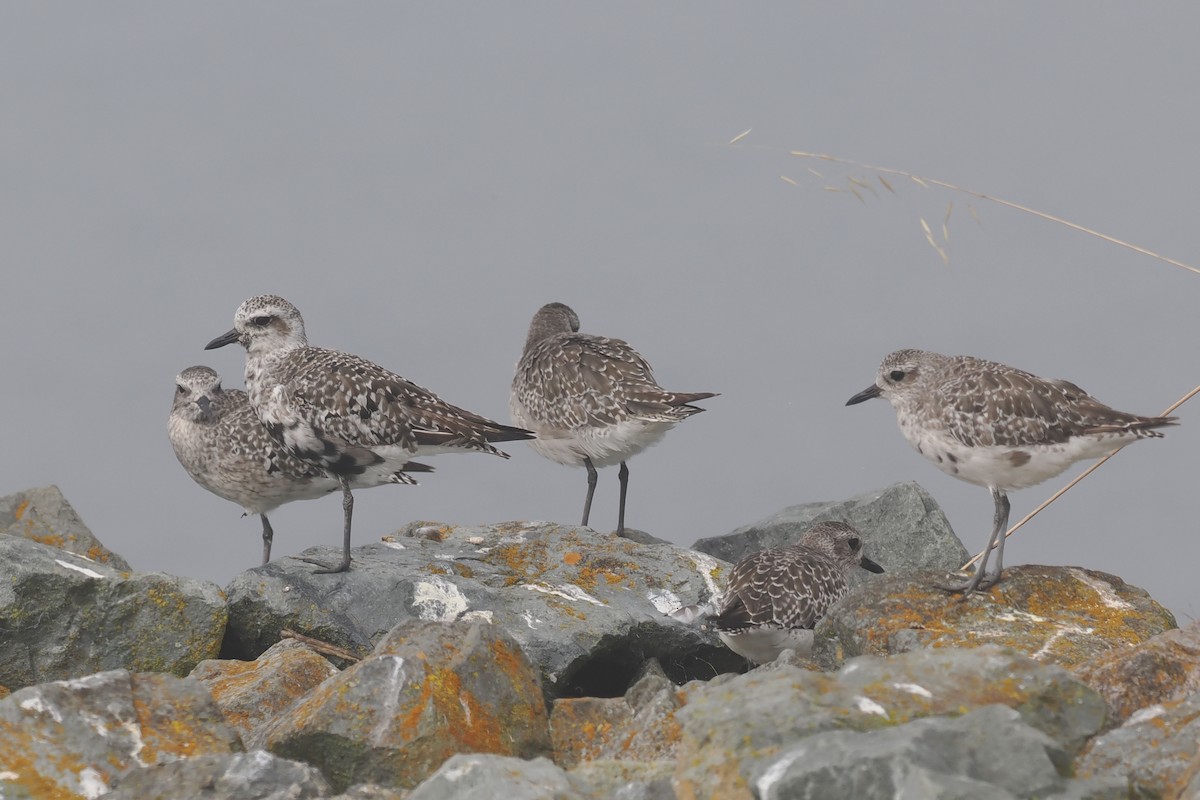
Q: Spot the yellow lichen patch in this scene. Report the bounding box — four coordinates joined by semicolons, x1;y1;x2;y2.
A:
488;638;532;691
144;585;188;615
563;551;582;566
425;563;450;576
571;556;639;592
395;668;436;741
86;545;111;563
30;533;66;549
856;587;957;651
13;499;29;519
550;698;624;766
425;666;507;753
544;597;587;620
450;561;474;579
131;677;234;762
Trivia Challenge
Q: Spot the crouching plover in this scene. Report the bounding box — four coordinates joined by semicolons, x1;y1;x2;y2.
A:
709;521;884;664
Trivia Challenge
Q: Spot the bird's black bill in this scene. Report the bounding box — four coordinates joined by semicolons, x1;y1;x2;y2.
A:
205;329;240;350
845;384;882;406
859;556;885;574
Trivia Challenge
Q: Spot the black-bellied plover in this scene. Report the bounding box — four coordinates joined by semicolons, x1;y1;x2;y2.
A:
709;521;884;664
510;302;716;536
205;295;534;574
168;365;431;566
846;348;1177;595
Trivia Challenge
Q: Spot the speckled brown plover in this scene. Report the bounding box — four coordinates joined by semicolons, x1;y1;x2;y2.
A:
168;365;432;567
510;302;716;536
846;348;1176;595
710;521;884;664
205;295;533;573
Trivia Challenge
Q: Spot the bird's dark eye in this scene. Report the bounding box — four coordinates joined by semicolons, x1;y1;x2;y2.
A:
889;370;906;382
251;316;272;327
848;537;861;550
176;385;187;394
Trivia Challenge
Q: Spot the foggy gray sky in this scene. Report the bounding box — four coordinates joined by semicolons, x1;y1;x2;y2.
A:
3;4;1196;621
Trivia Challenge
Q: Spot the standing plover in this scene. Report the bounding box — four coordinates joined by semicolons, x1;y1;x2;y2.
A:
510;302;716;535
710;521;884;664
846;348;1176;595
168;365;431;566
205;295;533;573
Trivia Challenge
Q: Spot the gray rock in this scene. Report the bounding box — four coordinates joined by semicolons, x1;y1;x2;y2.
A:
751;705;1123;800
330;785;409;800
0;484;132;570
0;670;241;798
672;645;1107;800
1074;619;1200;725
692;482;968;583
567;760;677;800
551;659;685;768
107;751;331;799
1077;691;1200;798
0;535;227;691
223;521;745;697
261;619;551;792
189;639;339;750
406;754;583;800
812;565;1176;672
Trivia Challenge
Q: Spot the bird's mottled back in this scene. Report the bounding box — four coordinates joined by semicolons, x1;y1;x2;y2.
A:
712;521;880;633
869;349;1176;450
512;303;715;434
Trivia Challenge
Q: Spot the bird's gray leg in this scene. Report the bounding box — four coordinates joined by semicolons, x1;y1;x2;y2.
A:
581;457;598;527
260;514;274;565
938;488;1009;596
617;461;629;536
989;489;1010;582
301;477;354;574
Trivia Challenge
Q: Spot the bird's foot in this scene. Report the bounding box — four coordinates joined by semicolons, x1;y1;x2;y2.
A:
935;569;1000;599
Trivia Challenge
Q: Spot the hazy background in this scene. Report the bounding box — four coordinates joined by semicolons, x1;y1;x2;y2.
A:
3;4;1195;621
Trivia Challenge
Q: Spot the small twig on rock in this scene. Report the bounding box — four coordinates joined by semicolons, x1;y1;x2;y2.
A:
281;628;361;663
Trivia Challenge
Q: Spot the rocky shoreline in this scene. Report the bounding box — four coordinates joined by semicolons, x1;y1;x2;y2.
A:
2;483;1197;799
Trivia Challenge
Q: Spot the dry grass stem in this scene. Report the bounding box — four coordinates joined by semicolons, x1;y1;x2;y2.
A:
728;128;753;145
780;149;1200;277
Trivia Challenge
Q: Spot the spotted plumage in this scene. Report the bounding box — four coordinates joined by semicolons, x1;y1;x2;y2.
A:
205;295;533;573
510;302;716;535
168;366;431;566
710;521;884;664
847;348;1177;595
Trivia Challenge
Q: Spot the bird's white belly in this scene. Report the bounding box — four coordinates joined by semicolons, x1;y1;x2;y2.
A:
718;628;813;664
524;419;677;468
902;427;1128;491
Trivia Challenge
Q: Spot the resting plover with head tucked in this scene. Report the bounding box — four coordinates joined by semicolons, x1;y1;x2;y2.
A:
205;295;534;573
846;348;1176;596
708;521;884;664
168;365;431;567
510;302;716;536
